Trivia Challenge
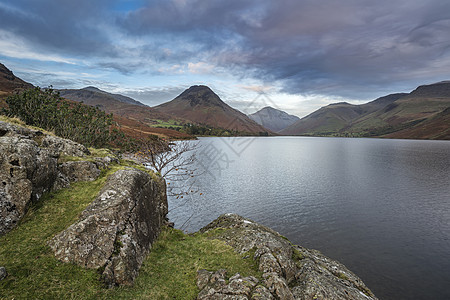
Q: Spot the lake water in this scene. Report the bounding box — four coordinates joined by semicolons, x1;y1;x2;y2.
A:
167;137;450;300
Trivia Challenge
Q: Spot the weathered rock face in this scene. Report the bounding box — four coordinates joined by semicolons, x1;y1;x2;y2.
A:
0;121;100;236
197;269;262;300
48;168;168;287
0;136;57;235
41;135;90;157
199;214;378;300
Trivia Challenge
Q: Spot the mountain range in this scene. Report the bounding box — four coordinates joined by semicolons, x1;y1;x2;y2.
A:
0;62;449;140
248;106;300;132
280;82;450;139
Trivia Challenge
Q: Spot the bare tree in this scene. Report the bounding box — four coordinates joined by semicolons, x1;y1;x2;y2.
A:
136;138;200;198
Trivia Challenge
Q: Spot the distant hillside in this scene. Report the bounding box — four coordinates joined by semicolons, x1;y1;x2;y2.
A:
280;83;450;139
59;87;146;108
248;106;299;132
0;63;33;96
59;87;190;139
154;85;270;134
280;94;405;136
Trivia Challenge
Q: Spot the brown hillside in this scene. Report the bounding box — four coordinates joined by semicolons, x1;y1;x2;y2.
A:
154;85;269;134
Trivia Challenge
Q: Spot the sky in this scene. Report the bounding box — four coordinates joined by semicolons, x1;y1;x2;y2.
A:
1;0;449;117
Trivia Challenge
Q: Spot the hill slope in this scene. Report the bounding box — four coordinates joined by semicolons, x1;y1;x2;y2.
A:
0;63;33;96
280;83;449;139
59;87;190;139
248;106;300;132
154;85;269;134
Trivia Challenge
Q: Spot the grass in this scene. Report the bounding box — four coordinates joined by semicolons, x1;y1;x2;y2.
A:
150;119;184;129
104;229;261;299
0;162;259;299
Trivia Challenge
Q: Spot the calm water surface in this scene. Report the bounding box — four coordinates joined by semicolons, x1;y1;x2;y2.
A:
168;137;450;300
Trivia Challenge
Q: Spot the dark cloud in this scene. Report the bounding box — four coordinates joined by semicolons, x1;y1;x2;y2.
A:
117;0;450;99
2;0;450;99
0;0;117;57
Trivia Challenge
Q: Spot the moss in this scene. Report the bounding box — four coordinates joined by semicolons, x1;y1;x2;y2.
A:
337;272;349;281
292;247;305;263
88;148;114;158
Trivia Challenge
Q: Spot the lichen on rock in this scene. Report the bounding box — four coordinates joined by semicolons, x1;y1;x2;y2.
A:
48;168;168;287
0;121;104;236
199;214;378;300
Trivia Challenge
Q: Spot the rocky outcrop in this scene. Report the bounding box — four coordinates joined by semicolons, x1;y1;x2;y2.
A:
48;168;168;287
199;214;378;300
0;135;58;235
0;121;109;236
41;135;90;157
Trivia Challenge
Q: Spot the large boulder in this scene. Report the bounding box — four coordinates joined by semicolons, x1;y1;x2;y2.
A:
0;121;99;236
199;214;378;300
48;168;168;287
0;136;57;235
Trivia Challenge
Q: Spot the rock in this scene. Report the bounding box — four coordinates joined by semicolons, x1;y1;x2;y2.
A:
94;156;119;170
200;214;378;300
0;136;57;236
0;120;41;138
263;272;293;300
0;121;96;236
41;135;89;157
48;168;168;287
58;161;101;183
0;266;7;280
196;269;259;300
251;285;274;300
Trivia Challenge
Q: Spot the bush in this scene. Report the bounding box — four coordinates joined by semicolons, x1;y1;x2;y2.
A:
2;87;114;148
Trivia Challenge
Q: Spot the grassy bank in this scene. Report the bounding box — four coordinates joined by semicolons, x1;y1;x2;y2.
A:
0;161;260;299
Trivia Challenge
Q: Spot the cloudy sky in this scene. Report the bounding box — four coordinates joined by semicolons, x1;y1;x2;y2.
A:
1;0;449;117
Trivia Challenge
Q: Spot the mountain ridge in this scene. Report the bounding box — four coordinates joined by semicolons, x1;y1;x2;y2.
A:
248;106;300;132
155;85;270;134
280;82;450;139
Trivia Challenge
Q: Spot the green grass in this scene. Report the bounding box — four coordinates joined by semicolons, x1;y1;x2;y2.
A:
150;119;184;129
104;229;261;299
0;162;259;299
0;166;122;299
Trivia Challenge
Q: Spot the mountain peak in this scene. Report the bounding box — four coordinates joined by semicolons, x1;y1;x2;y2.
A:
82;86;102;92
155;85;269;133
249;106;300;132
176;85;224;107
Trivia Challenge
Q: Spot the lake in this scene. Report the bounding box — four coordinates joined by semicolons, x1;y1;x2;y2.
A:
167;136;450;300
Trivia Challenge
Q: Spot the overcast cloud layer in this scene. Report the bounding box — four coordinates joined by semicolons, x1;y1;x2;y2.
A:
1;0;449;115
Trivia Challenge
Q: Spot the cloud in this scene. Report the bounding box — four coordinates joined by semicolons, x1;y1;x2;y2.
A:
187;62;214;74
1;0;450;101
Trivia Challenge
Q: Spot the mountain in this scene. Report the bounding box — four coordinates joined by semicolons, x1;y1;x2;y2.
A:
280;94;405;136
0;63;33;96
248;106;300;132
59;87;190;139
59;86;145;107
280;82;450;139
154;85;270;134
